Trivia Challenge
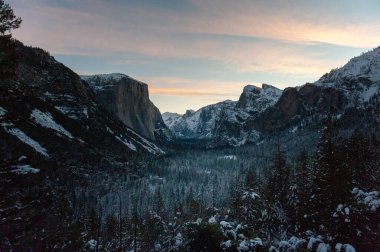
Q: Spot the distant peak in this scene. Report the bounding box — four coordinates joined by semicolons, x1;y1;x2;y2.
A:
262;83;280;90
243;84;261;93
185;109;195;116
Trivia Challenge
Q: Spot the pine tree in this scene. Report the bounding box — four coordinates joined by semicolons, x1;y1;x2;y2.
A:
261;146;290;240
104;214;117;241
0;0;22;35
346;130;378;190
311;118;349;234
291;150;313;235
265;146;290;209
229;166;244;220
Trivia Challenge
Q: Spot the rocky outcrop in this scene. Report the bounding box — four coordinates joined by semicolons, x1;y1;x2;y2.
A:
82;74;171;141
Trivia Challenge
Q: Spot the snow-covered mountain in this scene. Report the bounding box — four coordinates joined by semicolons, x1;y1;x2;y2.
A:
162;100;236;139
237;84;283;112
162;84;282;143
316;46;380;104
163;47;380;146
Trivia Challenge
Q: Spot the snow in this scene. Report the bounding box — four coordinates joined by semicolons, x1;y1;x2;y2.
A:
224;240;232;248
344;207;350;215
31;109;73;139
81;73;127;83
241;83;282;113
317;243;329;252
319;47;380;83
86;240;97;250
336;243;342;251
162;100;236;139
1;122;49;157
129;129;166;155
219;155;237;161
243;84;261;93
307;237;323;250
0;106;7;117
290;126;298;133
242;191;260;200
361;84;378;102
353;188;380;212
115;136;137;151
220;221;232;229
343;244;356;252
175;233;183;246
208;216;217;224
11;165;40;175
336;243;356;252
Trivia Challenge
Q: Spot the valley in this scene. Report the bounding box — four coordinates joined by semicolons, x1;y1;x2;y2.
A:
1;1;380;251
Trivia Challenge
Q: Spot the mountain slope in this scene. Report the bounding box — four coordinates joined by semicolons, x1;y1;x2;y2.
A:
0;37;166;250
0;39;165;160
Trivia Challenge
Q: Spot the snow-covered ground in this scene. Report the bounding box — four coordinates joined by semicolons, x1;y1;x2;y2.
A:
11;165;40;175
31;109;74;139
1;122;49;157
0;106;7;117
115;135;137;151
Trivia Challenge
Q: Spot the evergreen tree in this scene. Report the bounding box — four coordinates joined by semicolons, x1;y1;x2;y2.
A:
292;150;313;235
264;146;290;209
104;214;117;242
345;130;378;190
0;0;22;35
229;167;244;221
312;118;349;234
262;146;290;240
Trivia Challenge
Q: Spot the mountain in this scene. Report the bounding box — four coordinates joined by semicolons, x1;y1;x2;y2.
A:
164;47;380;146
0;40;164;159
0;37;169;250
163;83;283;145
81;73;172;141
162;100;236;139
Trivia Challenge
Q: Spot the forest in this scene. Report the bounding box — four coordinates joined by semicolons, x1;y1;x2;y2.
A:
28;119;378;251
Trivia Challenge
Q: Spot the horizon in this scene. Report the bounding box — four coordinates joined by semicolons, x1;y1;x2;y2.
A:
10;0;380;113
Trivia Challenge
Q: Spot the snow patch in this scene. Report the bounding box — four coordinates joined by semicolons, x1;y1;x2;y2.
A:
0;106;7;117
219;155;237;161
1;123;49;157
31;109;73;139
11;165;40;175
115;136;137;151
361;85;378;102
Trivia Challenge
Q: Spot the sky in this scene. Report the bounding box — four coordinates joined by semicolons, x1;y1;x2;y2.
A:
10;0;380;113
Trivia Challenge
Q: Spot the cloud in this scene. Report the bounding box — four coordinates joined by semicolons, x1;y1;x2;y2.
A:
141;76;253;97
12;0;377;80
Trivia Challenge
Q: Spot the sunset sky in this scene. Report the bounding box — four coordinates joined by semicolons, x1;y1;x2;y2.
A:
11;0;380;113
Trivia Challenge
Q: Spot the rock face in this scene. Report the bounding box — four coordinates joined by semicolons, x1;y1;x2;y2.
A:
82;74;171;141
164;47;380;146
0;39;165;159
